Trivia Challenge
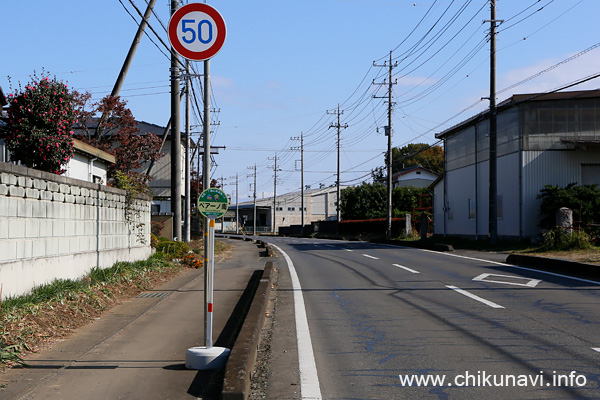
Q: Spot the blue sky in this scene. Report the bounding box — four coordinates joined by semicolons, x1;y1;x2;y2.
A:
3;1;600;202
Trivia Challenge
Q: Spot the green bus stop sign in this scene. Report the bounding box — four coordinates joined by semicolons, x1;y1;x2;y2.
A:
197;188;229;219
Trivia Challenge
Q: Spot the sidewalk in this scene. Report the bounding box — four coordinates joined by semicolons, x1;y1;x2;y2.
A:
0;238;266;400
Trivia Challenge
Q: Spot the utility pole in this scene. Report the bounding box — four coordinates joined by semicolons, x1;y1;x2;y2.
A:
184;59;191;243
268;154;280;235
328;105;348;225
247;165;257;236
112;0;156;97
373;51;398;240
170;0;182;241
486;0;501;245
291;132;305;235
229;174;239;234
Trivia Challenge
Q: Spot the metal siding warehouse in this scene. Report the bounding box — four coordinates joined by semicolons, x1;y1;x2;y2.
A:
434;90;600;241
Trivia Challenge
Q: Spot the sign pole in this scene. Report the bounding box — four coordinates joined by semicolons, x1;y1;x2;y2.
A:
206;217;215;349
187;187;229;370
203;59;211;349
169;2;228;370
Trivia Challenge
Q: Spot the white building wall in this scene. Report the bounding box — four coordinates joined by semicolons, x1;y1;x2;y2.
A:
64;152;109;184
497;152;520;237
476;160;489;238
440;152;521;238
444;165;477;236
433;179;444;235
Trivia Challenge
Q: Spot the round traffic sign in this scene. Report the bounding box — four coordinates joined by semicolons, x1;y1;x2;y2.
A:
198;188;229;219
168;3;226;61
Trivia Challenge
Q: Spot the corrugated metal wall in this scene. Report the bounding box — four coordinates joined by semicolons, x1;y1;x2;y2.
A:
521;149;600;237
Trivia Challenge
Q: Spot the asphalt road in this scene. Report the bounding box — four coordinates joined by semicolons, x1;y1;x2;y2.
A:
263;236;600;400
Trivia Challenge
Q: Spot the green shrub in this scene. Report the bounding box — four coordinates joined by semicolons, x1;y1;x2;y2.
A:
154;239;191;259
541;228;592;251
538;183;600;241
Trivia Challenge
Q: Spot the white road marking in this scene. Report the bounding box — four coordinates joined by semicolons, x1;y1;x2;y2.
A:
420;249;600;286
592;348;600;353
473;273;541;287
362;254;379;260
393;263;420;273
344;248;353;252
446;285;505;309
269;243;322;400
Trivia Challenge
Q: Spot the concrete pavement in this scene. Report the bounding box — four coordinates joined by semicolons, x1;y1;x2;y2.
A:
0;238;267;400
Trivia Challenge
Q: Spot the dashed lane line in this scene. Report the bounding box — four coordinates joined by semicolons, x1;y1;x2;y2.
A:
393;263;420;274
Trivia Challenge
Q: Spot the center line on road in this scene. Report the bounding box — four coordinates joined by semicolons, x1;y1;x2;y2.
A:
446;285;505;309
393;264;420;273
362;254;379;260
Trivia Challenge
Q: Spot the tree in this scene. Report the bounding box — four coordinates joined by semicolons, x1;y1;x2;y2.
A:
74;93;162;186
537;183;600;240
5;73;78;174
340;183;429;220
372;143;444;180
340;183;387;220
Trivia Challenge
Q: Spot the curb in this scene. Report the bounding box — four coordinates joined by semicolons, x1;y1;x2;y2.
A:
372;238;454;252
221;261;276;400
506;253;600;281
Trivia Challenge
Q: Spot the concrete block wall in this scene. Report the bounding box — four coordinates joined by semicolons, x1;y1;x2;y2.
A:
0;162;152;299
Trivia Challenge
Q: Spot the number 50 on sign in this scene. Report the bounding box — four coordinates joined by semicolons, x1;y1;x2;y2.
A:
168;3;226;61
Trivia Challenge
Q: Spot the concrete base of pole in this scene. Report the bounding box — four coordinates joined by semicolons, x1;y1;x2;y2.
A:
185;346;230;370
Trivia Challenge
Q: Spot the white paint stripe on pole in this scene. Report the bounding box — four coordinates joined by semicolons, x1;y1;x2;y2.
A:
393;263;420;274
446;285;505;309
270;243;322;400
362;254;379;260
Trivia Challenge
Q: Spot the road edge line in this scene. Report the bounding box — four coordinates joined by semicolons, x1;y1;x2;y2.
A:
270;243;323;400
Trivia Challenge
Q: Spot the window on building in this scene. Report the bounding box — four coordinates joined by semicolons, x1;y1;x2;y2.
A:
468;198;476;220
288;207;295;211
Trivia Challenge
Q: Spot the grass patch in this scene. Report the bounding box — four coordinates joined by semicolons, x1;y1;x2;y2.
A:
1;240;233;369
0;252;180;369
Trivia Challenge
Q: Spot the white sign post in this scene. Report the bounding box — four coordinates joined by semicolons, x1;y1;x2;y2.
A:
185;188;229;370
173;3;228;369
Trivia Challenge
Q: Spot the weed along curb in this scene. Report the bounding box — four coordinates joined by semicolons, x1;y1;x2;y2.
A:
222;261;276;400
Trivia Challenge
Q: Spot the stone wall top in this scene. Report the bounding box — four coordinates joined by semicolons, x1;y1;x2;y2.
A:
0;161;151;200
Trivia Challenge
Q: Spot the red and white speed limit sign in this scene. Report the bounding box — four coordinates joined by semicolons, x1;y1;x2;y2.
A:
168;3;226;61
